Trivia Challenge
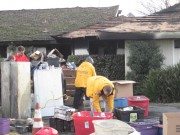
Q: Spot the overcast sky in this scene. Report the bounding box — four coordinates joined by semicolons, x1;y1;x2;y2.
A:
0;0;142;16
0;0;179;16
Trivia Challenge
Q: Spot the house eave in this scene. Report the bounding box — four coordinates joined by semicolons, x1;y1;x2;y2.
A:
98;31;180;40
53;35;98;41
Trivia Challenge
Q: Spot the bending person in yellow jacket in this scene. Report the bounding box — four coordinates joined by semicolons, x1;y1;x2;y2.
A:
86;76;114;112
73;56;96;110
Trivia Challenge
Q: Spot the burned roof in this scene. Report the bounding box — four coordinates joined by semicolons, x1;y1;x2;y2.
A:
97;3;180;40
56;16;135;39
55;3;180;40
0;6;118;41
157;3;180;14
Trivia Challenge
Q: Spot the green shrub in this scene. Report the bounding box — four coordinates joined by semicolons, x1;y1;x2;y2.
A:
67;55;125;80
143;63;180;103
67;55;86;67
126;40;164;94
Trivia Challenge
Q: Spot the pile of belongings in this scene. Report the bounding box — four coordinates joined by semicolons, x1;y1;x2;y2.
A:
47;48;65;67
30;50;44;67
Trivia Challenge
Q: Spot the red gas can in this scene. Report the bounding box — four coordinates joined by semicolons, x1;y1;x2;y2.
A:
35;127;58;135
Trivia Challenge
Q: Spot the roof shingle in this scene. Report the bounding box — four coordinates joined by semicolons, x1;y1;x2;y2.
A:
0;6;118;41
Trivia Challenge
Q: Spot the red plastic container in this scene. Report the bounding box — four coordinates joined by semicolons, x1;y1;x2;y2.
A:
35;127;58;135
72;111;113;135
127;96;149;116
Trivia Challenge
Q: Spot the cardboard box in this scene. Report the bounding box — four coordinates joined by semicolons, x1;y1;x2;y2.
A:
163;112;180;135
47;48;65;67
111;80;136;98
30;50;42;60
47;48;63;58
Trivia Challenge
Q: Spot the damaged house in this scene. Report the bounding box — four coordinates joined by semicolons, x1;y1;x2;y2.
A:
0;6;119;59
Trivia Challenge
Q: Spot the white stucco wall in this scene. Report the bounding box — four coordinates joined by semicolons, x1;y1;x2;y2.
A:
157;40;174;67
174;48;180;64
33;47;46;54
74;40;89;55
7;46;47;57
117;48;125;55
125;41;131;75
74;48;89;55
125;40;174;75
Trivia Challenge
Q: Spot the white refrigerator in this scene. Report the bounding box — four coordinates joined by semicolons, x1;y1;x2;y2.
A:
34;67;64;117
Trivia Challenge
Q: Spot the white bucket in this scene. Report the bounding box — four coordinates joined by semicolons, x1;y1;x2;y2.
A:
92;119;134;135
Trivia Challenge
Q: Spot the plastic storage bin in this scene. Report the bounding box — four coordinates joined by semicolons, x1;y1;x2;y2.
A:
72;111;113;135
158;127;163;135
127;96;149;116
92;119;134;135
130;119;159;135
54;105;75;121
114;106;145;122
154;125;163;135
114;98;128;108
0;118;10;135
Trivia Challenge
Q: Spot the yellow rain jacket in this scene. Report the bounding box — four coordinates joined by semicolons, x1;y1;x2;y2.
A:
86;76;114;112
75;61;96;88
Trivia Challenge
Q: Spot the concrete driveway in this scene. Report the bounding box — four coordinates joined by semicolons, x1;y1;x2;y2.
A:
148;103;180;118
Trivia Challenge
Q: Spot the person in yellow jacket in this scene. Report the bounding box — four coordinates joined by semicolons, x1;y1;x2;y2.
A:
86;76;114;112
73;56;96;110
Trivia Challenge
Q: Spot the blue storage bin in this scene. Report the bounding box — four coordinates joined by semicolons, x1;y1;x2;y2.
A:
158;128;163;135
114;98;128;108
155;125;163;135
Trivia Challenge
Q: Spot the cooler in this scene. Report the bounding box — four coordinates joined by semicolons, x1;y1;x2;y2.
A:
72;111;113;135
127;96;149;116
